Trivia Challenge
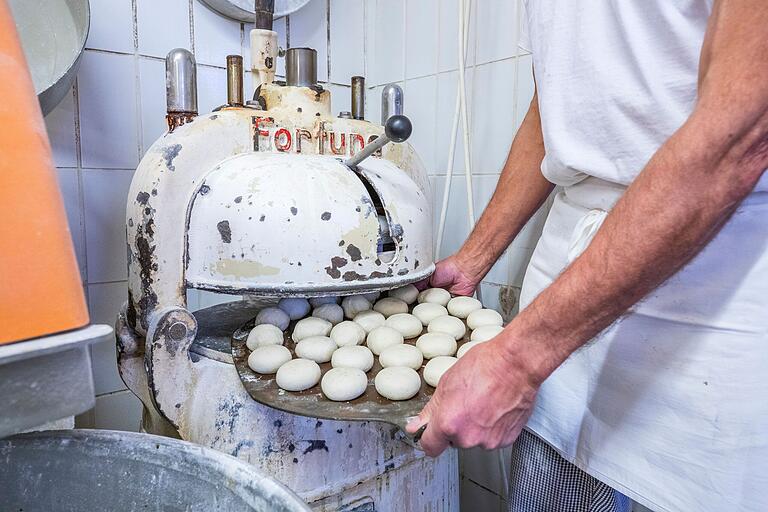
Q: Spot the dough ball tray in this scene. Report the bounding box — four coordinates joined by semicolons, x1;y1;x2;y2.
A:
231;307;474;442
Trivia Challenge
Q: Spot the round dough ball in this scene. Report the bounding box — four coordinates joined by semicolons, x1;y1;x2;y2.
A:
255;307;290;331
362;291;381;302
246;324;284;350
277;298;310;320
330;321;366;347
247;345;292;374
276;358;321;391
423;356;457;387
412;302;449;326
331;345;374;372
457;341;485;358
388;284;419;304
292;317;332;342
366;326;404;355
417;287;451;306
312;303;344;325
321;367;368;401
341;295;372;319
427;315;466;340
466;308;503;330
353;310;386;333
379;344;423;370
446;296;482;318
375;367;421;400
471;325;504;342
416;332;458;359
373;297;409;317
384;313;423;339
294;336;337;363
309;296;339;307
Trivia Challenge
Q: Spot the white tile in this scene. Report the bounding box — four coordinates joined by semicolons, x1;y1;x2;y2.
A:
365;84;385;126
471;59;519;173
44;86;77;168
88;281;127;394
193;1;243;67
197;65;228;115
405;0;437;79
136;0;191;58
273;16;288;78
327;84;352;117
329;0;365;84
78;51;139;169
56;168;87;280
138;57;168;155
460;477;503;512
405;75;437;172
431;174;508;258
368;0;405;86
289;0;329;82
434;70;474;173
87;0;135;54
438;0;477;73
475;0;522;65
82;169;135;283
515;54;535;127
93;390;142;432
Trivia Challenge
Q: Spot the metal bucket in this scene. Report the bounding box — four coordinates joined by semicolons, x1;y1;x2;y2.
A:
8;0;90;116
0;429;311;512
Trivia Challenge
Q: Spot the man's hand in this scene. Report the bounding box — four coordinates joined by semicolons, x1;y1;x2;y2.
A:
420;254;485;296
406;334;544;456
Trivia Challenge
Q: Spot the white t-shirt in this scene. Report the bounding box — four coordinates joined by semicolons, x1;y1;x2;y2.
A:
521;0;714;187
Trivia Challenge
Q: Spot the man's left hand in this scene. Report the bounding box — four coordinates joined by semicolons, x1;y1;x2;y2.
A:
406;335;542;456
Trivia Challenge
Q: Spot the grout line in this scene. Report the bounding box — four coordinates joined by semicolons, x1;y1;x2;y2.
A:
285;14;291;48
326;0;331;83
131;0;143;161
189;0;196;53
72;77;88;287
87;279;129;286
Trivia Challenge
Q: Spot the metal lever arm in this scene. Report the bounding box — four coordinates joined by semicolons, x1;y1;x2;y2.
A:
345;114;412;168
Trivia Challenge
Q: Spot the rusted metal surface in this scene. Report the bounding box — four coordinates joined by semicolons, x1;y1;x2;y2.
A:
117;300;459;510
127;90;431;336
0;430;310;511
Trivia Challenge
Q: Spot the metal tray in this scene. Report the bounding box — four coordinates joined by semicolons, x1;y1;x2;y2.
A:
232;311;473;441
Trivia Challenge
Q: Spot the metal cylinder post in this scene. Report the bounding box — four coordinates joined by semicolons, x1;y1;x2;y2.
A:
254;0;275;30
381;83;404;125
351;76;365;120
166;48;198;114
285;48;317;87
226;55;244;106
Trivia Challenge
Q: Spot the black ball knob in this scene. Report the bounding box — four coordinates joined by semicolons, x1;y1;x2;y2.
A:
384;115;412;143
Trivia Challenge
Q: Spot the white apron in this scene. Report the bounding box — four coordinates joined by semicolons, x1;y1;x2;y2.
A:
520;177;768;512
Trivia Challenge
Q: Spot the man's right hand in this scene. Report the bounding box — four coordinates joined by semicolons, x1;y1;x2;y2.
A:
423;253;486;296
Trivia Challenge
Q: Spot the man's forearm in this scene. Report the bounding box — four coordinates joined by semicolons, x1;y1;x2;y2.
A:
457;93;553;279
501;0;768;380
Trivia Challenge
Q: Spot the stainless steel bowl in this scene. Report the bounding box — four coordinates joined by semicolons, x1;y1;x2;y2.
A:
8;0;90;116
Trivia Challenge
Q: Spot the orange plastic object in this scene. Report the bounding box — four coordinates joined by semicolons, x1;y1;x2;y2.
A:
0;0;89;344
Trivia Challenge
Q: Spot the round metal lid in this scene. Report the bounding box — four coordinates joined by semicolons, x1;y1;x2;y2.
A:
8;0;90;116
199;0;311;22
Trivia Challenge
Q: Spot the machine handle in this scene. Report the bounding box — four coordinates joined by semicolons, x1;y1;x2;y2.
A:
345;115;412;169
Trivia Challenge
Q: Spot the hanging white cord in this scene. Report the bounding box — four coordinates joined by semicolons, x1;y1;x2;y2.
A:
435;0;472;259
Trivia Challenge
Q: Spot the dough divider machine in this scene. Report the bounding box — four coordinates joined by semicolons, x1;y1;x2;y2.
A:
116;6;458;510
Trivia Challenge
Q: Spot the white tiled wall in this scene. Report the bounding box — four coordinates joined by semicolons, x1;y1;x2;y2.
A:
45;0;548;509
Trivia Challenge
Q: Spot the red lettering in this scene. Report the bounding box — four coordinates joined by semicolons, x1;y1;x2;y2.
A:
349;133;365;156
275;128;292;152
330;132;346;155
